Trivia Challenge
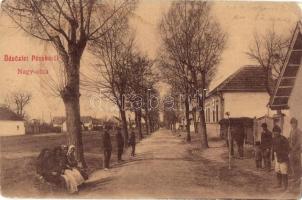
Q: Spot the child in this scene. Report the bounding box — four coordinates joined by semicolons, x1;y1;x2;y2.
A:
254;141;262;169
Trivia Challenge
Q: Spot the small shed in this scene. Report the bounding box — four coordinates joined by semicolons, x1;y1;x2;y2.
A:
219;117;254;144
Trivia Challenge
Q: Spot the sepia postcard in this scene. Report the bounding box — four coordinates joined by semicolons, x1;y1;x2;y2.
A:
0;0;302;199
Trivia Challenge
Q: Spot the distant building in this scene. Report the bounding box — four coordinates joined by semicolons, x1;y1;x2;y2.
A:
52;116;104;132
0;106;25;136
205;65;270;133
52;116;66;132
270;21;302;137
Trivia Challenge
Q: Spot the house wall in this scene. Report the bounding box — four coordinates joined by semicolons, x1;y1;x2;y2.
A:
204;95;223;124
282;67;302;138
0;120;25;136
223;92;270;118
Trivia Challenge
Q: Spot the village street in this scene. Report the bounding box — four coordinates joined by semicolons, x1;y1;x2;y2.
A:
80;129;300;199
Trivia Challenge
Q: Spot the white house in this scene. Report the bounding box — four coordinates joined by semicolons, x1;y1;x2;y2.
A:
270;21;302;137
205;65;270;135
52;116;103;132
52;116;66;132
0;106;25;136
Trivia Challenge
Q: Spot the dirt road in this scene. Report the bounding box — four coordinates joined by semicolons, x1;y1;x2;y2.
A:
81;129;301;199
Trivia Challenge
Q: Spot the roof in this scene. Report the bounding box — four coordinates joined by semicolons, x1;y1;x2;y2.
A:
0;106;23;121
52;116;65;124
208;65;267;96
270;21;302;110
52;116;103;124
81;116;93;123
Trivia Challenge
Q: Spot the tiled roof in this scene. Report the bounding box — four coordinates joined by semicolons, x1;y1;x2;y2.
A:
208;65;267;96
0;106;23;121
52;116;103;124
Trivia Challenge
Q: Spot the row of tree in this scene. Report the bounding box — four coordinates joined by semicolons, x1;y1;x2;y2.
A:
2;0;159;167
158;1;226;147
159;1;291;148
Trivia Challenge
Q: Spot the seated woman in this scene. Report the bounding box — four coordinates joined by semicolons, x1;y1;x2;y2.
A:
36;148;65;188
66;145;87;182
53;146;79;194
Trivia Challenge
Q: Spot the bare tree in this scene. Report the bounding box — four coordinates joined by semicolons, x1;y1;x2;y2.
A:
246;28;290;95
2;0;136;166
128;54;155;139
159;1;226;148
82;14;135;145
5;91;32;118
159;56;192;142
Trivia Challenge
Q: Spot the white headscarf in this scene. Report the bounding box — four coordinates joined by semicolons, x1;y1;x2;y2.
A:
67;145;75;157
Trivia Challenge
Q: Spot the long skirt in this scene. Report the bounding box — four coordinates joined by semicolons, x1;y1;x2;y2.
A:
63;169;84;193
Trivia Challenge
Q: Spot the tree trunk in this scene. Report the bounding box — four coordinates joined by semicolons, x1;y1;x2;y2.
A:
185;95;191;142
59;42;88;166
145;109;150;135
120;109;129;147
192;109;198;134
135;110;143;140
63;97;86;167
190;68;208;148
61;67;86;168
199;72;209;148
199;108;208;148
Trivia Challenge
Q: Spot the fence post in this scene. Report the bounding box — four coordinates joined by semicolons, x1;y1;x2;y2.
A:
253;117;257;146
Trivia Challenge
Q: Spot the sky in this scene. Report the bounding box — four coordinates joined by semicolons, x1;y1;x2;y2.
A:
0;1;301;121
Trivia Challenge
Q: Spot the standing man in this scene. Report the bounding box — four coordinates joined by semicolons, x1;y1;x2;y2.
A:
289;117;302;182
116;127;125;162
261;123;273;171
272;125;290;190
129;131;136;157
102;129;112;170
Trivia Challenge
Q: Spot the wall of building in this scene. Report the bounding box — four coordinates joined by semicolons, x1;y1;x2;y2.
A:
223;92;270;118
282;67;302;138
0;120;25;136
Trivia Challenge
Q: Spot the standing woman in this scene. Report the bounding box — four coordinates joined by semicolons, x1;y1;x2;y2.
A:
102;129;112;169
116;128;125;161
129;131;136;157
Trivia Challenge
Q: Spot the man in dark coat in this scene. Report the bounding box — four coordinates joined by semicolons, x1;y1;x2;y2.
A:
231;124;245;158
261;123;273;171
116;128;124;161
129;131;136;157
272;125;290;190
102;130;112;169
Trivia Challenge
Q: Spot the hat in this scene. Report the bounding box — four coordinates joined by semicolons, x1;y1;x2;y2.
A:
272;125;281;133
290;117;298;124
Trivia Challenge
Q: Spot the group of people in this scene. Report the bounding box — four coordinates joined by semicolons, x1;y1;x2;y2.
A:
36;128;137;194
103;128;137;169
254;118;302;191
36;145;88;194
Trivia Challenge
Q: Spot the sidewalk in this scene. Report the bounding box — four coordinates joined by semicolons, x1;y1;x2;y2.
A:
79;129;301;199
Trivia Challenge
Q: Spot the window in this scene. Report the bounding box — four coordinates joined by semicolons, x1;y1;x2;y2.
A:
205;108;208;122
212;110;215;122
